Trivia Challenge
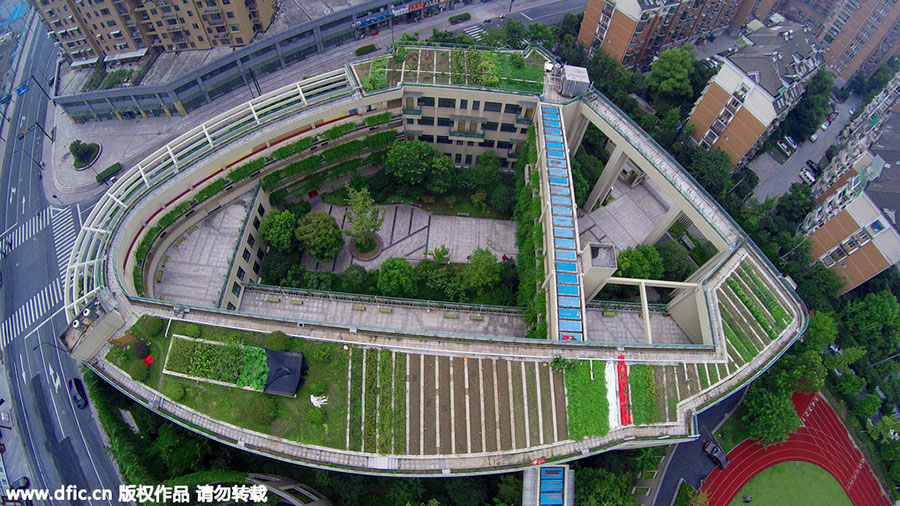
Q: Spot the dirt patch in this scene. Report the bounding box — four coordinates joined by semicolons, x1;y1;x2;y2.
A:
495;359;513;450
452;357;467;454
407;354;422;455
525;363;541;446
470;358;486;453
653;366;671;423
422;355;437;455
510;361;527;448
538;364;555;444
438;356;452;454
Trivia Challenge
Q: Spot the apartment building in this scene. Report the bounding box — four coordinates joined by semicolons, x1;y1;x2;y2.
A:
577;0;746;70
686;20;822;165
30;0;275;65
818;0;900;82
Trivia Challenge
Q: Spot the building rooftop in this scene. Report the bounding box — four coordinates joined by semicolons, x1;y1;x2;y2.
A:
867;115;900;231
728;20;820;104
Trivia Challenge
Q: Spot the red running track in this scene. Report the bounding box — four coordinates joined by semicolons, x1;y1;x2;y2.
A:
701;392;890;506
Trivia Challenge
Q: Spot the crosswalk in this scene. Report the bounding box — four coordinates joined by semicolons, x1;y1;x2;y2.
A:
51;206;77;275
0;207;53;253
0;279;62;347
464;25;486;41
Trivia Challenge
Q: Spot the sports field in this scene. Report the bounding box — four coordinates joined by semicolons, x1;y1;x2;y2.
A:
729;461;851;506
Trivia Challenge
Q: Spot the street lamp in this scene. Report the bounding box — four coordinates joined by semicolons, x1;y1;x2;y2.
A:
15;146;43;169
32;341;70;353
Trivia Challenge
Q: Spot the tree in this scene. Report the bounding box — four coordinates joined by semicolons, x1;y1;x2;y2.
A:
852;393;882;420
258;209;297;252
766;348;826;395
776;183;813;224
495;474;522;505
843;290;900;357
426;244;450;264
503;19;526;49
154;423;210;476
426;153;454;196
871;417;900;443
339;264;371;294
689;148;733;198
833;369;866;399
385;141;433;197
377;257;417;298
647;45;695;112
464;248;501;295
295;212;344;262
489;184;516;214
260;249;297;285
822;345;866;371
344;186;383;249
741;387;800;446
574;467;637;506
615;245;664;280
655;241;696;281
526;23;556;47
804;311;838;353
446;475;490;505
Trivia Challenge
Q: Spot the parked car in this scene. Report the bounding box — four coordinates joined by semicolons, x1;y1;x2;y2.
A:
810;133;819;143
806;159;821;174
704;441;729;469
828;111;838;122
800;168;817;185
68;378;87;409
784;135;799;150
10;477;29;489
821;120;831;131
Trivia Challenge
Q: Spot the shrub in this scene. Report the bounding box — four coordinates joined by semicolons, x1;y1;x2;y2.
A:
272;136;314;161
355;44;377;56
158;202;192;229
362;57;388;92
98;68;132;90
133;265;146;296
266;331;289;352
96;162;121;183
308;380;327;396
226;158;267;184
193;179;226;204
323;122;356;141
321;140;364;163
163;382;185;401
312;343;334;364
364;131;397;151
364;111;392;127
305;407;326;425
249;397;277;426
449;12;471;24
135;315;164;340
237;347;269;391
393;46;406;64
135;226;160;262
262;156;321;191
131;339;151;359
127;360;149;382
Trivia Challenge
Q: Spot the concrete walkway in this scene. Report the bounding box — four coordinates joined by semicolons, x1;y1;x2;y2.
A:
578;179;670;250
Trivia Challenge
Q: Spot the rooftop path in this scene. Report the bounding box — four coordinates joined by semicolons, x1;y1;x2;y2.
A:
577;178;670;250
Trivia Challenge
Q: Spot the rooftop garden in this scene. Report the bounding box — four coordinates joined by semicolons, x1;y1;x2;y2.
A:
353;46;547;93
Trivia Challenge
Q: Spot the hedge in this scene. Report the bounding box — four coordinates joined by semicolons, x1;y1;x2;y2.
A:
96;162;122;183
364;131;397;151
449;12;471;24
262;156;322;191
158;202;192;229
355;44;377;56
272;136;314;161
226;158;267;184
133;265;146;296
193;179;225;204
329;158;362;178
135;226;160;262
322;140;364;164
364;111;392;127
323;122;356;141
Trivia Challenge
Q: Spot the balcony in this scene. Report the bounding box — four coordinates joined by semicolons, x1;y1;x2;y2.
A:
515;116;533;125
402;108;421;116
507;151;519;159
206;17;224;25
449;130;484;139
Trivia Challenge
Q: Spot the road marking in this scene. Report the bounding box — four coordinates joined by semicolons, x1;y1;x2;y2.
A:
20;354;27;384
1;279;62;347
47;362;61;393
464;25;486;41
51;206;77;275
521;12;533;20
21;196;25;214
0;206;51;253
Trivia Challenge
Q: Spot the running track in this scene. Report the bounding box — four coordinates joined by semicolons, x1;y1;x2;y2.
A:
701;392;890;506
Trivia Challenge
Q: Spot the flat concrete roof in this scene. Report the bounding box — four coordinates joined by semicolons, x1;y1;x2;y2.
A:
141;47;235;85
263;0;369;41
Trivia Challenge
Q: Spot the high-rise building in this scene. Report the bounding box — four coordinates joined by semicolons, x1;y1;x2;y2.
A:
817;0;900;82
29;0;275;66
686;20;822;165
577;0;747;70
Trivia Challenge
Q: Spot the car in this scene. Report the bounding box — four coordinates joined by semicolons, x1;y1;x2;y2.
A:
828;111;838;122
10;477;29;489
703;441;729;469
810;133;819;143
849;108;856;115
821;120;831;131
784;135;798;150
800;168;816;185
68;378;87;409
806;159;821;173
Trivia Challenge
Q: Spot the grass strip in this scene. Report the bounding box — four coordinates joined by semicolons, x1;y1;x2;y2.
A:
348;349;363;451
698;364;710;390
510;362;527;446
377;349;393;454
393;353;406;454
363;349;378;452
721;308;758;362
629;364;658;425
739;263;790;328
708;362;720;384
564;360;609;439
726;278;778;339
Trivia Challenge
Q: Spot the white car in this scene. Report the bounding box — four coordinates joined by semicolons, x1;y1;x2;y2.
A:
821;121;830;131
810;133;819;143
800;168;816;185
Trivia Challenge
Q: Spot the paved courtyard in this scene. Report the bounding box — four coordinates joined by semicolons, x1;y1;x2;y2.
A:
584;308;692;345
153;192;252;307
301;202;517;273
578;179;670;250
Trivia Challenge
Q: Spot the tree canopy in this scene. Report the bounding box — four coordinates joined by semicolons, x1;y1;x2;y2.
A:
258;209;297;252
295;211;344;262
344;186;383;248
377;257;417;298
615;245;664;280
463;248;501;295
647;45;695;113
741;386;801;446
384;141;454;199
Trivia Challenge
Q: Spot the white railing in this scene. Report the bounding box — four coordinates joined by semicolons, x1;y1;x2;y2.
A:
63;69;353;320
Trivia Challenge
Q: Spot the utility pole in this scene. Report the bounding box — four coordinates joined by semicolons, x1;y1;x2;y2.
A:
30;74;51;100
32;120;53;141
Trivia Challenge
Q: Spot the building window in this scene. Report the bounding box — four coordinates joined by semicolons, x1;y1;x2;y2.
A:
226;11;234;18
253;261;261;274
479;139;495;148
829;245;847;262
253;217;260;230
257;204;265;217
504;104;521;114
418;116;434;126
417;96;435;107
500;123;516;132
406;118;414;125
247;235;255;247
237;267;245;280
497;141;512;150
232;282;241;296
857;229;871;244
471;100;480;111
459;99;468;109
227;302;236;310
465;154;472;165
418;134;434;143
437;136;452;144
438;97;455;108
482;121;498;131
455;153;462;164
242;248;251;261
437;117;453;127
484;101;502;112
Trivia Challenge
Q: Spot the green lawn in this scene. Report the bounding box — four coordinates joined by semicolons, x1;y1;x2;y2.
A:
565;360;609;439
716;403;752;453
729;462;851;506
629;364;658;425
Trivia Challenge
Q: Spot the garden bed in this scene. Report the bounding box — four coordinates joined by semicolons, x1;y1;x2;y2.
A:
163;335;269;391
565;360;609;439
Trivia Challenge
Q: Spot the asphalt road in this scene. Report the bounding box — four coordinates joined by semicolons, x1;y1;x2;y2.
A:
0;21;122;505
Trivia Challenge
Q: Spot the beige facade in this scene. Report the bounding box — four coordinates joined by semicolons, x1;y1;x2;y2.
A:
577;0;746;69
220;184;270;311
818;0;900;81
30;0;275;64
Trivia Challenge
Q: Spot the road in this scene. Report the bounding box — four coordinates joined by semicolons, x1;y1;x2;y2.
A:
751;94;864;201
0;18;122;505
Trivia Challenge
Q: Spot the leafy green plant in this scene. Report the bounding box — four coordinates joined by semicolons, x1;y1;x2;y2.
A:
726;278;778;339
321;140;364;163
308;380;327;396
305;407;326;425
158;202;192;229
629;364;658;425
377;349;393;453
323;122;356;141
311;343;334;364
362;57;389;91
163;382;185;401
193;179;226;204
265;331;288;351
272;136;314;161
355;44;377;56
364;349;378;451
135;226;160;262
95;162;121;183
262;156;321;191
127;360;149;382
226;158;267;184
237;346;269;390
364;112;392;127
565;360;608;439
364;131;396;151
